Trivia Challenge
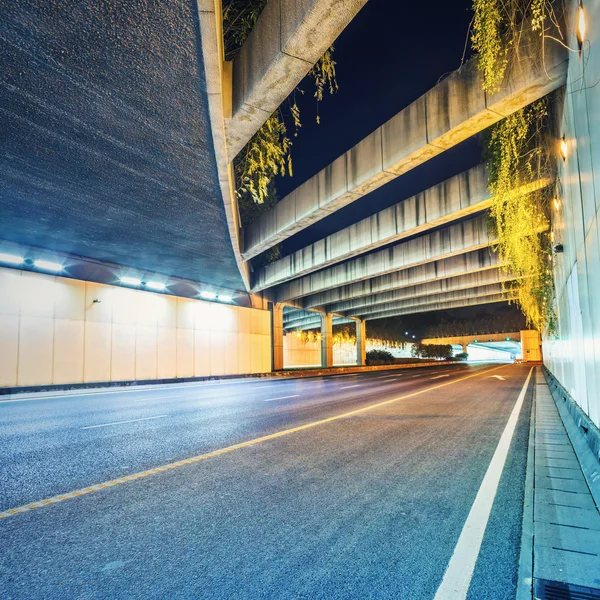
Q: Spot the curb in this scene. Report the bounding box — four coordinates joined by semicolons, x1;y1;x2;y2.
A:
516;366;536;600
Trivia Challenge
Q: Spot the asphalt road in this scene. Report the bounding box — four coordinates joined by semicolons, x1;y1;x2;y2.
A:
0;363;533;599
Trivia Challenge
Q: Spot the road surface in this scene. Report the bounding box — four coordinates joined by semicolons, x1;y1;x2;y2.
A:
0;363;533;599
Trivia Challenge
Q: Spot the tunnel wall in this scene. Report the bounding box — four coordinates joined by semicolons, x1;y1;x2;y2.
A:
542;0;600;428
0;267;271;388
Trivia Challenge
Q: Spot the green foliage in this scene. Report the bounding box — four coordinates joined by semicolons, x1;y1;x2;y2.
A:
411;343;454;360
486;100;555;331
471;0;560;93
366;349;395;365
222;0;267;61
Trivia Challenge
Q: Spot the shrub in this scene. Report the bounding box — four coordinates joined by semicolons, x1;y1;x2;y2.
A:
411;343;454;360
366;349;395;366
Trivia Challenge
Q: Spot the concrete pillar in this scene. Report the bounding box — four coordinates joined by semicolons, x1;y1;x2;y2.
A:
462;344;468;354
320;313;333;368
271;303;285;371
356;319;366;366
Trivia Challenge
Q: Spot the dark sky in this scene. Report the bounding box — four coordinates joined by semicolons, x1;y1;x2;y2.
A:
273;0;524;330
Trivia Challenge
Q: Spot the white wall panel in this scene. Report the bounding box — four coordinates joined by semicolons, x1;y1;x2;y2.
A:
53;319;84;384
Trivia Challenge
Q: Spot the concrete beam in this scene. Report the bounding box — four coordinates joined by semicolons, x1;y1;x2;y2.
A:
242;39;567;259
226;0;368;159
349;284;507;318
285;294;516;330
197;0;250;290
326;269;513;314
274;215;494;301
301;250;501;309
421;332;521;346
253;165;488;290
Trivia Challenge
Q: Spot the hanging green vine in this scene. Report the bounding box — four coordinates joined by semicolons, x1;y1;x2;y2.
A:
486;100;555;331
471;0;564;93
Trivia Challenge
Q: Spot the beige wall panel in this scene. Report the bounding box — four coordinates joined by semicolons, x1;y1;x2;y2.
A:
85;282;113;323
250;309;262;334
156;295;177;328
20;271;55;319
250;334;262;373
136;324;158;380
193;300;212;331
112;287;139;325
0;268;22;316
54;277;85;321
210;303;237;333
210;330;226;375
157;327;177;379
177;298;195;330
136;293;160;327
111;324;135;381
53;319;84;384
224;332;239;374
176;328;194;377
18;316;54;386
260;334;271;372
194;329;211;376
260;310;270;335
238;307;251;334
238;333;252;374
0;314;19;386
84;321;112;382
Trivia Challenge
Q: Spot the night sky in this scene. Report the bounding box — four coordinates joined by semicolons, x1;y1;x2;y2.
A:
274;0;524;333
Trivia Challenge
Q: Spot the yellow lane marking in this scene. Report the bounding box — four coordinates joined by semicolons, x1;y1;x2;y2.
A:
0;364;511;520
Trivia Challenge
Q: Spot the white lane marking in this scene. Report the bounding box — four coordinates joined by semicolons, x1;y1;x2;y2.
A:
490;375;506;380
340;385;361;389
81;415;168;429
431;375;450;379
263;395;300;402
433;367;533;600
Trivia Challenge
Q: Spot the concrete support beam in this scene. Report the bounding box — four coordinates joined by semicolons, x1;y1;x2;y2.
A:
226;0;368;159
325;269;511;314
272;302;285;371
242;40;567;260
320;313;333;368
253;165;489;290
301;250;500;309
355;319;366;366
349;284;506;318
274;215;493;301
286;295;516;331
197;0;250;290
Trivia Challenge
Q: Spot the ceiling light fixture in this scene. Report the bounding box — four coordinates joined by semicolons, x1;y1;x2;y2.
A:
0;253;25;266
33;259;63;272
218;295;233;303
145;281;166;291
200;291;216;300
120;276;142;286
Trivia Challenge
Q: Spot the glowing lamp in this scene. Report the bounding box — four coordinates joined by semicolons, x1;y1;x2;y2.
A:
120;276;141;286
146;281;166;291
560;136;568;160
0;253;24;265
577;2;586;50
553;198;560;211
200;291;216;300
34;259;63;272
218;295;232;303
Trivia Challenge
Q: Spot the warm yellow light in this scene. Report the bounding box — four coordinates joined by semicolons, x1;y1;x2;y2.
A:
553;198;560;211
560;136;568;160
577;4;586;46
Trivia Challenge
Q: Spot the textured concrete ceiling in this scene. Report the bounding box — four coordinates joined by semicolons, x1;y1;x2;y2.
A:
0;0;244;291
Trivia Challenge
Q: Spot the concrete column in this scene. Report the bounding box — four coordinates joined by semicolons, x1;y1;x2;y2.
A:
356;319;367;366
271;303;285;371
462;344;468;354
320;313;333;368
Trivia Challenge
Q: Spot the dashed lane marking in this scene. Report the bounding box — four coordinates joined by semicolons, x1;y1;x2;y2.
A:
264;395;300;402
0;364;510;520
340;385;361;389
81;415;168;429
